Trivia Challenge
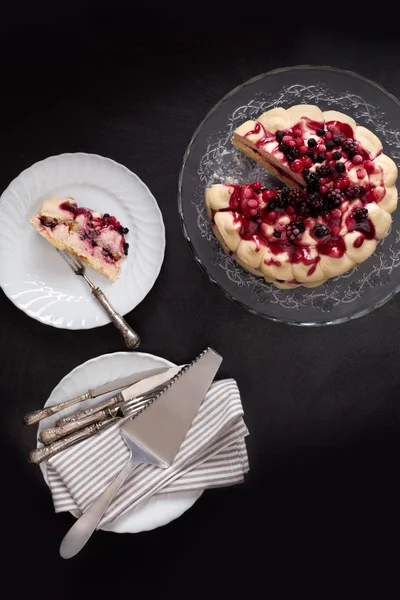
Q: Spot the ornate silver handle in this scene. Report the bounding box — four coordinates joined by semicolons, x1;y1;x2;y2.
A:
39;407;119;445
29;420;115;464
59;456;136;559
23;391;93;426
92;287;140;349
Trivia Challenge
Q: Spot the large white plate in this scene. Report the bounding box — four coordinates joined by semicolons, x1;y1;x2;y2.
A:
0;153;165;329
38;351;203;534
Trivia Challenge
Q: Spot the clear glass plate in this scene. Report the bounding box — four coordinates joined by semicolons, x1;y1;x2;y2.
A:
178;66;400;326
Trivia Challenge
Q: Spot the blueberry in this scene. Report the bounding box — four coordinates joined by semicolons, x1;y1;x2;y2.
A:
315;153;326;163
333;136;341;146
332;151;342;160
307;138;317;148
325;140;335;150
317;128;325;136
336;162;345;173
103;213;110;218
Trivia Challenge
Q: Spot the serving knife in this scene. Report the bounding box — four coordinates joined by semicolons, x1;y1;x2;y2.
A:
59;347;222;559
23;367;172;426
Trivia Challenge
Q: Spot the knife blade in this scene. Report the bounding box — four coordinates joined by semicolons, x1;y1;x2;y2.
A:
59;347;222;559
23;366;172;426
55;366;183;428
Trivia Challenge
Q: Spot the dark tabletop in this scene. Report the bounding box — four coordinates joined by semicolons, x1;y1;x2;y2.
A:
2;4;400;596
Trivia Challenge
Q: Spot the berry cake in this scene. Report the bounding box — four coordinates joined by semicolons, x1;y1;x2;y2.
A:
205;104;398;288
29;197;129;281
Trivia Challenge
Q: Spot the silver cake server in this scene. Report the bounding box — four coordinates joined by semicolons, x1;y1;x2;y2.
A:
59;347;222;559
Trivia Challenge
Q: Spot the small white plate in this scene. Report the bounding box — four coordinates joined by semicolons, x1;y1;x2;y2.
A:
0;153;165;329
38;351;203;533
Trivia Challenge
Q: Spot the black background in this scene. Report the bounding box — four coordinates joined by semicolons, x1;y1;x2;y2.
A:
1;3;400;596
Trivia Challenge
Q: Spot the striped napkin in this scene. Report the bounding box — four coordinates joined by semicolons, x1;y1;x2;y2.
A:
47;379;249;528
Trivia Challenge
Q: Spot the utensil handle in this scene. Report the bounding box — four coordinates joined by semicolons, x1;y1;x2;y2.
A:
22;392;93;426
39;407;118;444
59;457;135;559
56;395;122;426
29;420;115;464
92;287;140;350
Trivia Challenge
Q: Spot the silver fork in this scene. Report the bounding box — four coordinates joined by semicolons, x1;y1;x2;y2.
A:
29;390;156;464
58;250;140;349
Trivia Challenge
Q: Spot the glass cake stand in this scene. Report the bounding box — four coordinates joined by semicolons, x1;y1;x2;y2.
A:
178;65;400;326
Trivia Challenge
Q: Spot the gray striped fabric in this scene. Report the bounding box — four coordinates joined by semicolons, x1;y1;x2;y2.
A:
47;379;249;528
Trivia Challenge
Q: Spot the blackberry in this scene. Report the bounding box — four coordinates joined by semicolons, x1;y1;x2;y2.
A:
303;167;310;178
276;130;285;142
307;192;324;217
359;186;366;195
332;151;342;160
287;189;304;205
317;165;334;178
315;153;326;163
274;191;286;208
273;230;282;238
345;186;361;200
307;150;315;158
286;221;306;241
317;128;326;136
307;138;317;148
325;140;335;150
333;136;342;146
342;138;358;156
313;224;330;238
285;147;300;162
336;162;346;174
326;189;344;208
103;213;110;218
353;207;368;223
123;242;130;255
118;226;129;235
268;201;276;211
296;201;310;217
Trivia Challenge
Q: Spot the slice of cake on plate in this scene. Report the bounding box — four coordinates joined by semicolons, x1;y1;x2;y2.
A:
29;197;129;281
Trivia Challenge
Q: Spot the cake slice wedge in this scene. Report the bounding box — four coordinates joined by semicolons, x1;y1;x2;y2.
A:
29;197;129;282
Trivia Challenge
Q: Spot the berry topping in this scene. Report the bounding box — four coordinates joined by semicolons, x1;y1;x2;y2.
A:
326;189;344;208
332;151;342;160
325;140;335;150
251;181;262;192
315;153;326;163
296;201;310;217
273;230;282;238
317;128;325;136
317;165;335;178
314;224;330;238
286;221;306;240
290;159;303;172
345;185;362;200
364;160;375;173
103;213;110;218
353;207;368;223
302;157;313;168
303;167;310;178
276;131;285;142
336;162;346;174
318;144;327;152
285;147;300;162
308;192;324;217
342;138;358;156
287;189;304;205
123;242;129;255
352;154;363;165
333;136;342;146
307;138;317;148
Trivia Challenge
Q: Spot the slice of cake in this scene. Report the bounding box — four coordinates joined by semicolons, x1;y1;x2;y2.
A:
205;104;398;288
29;197;129;281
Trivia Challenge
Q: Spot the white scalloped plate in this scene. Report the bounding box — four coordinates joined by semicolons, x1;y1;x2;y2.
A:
0;154;165;329
38;352;203;533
